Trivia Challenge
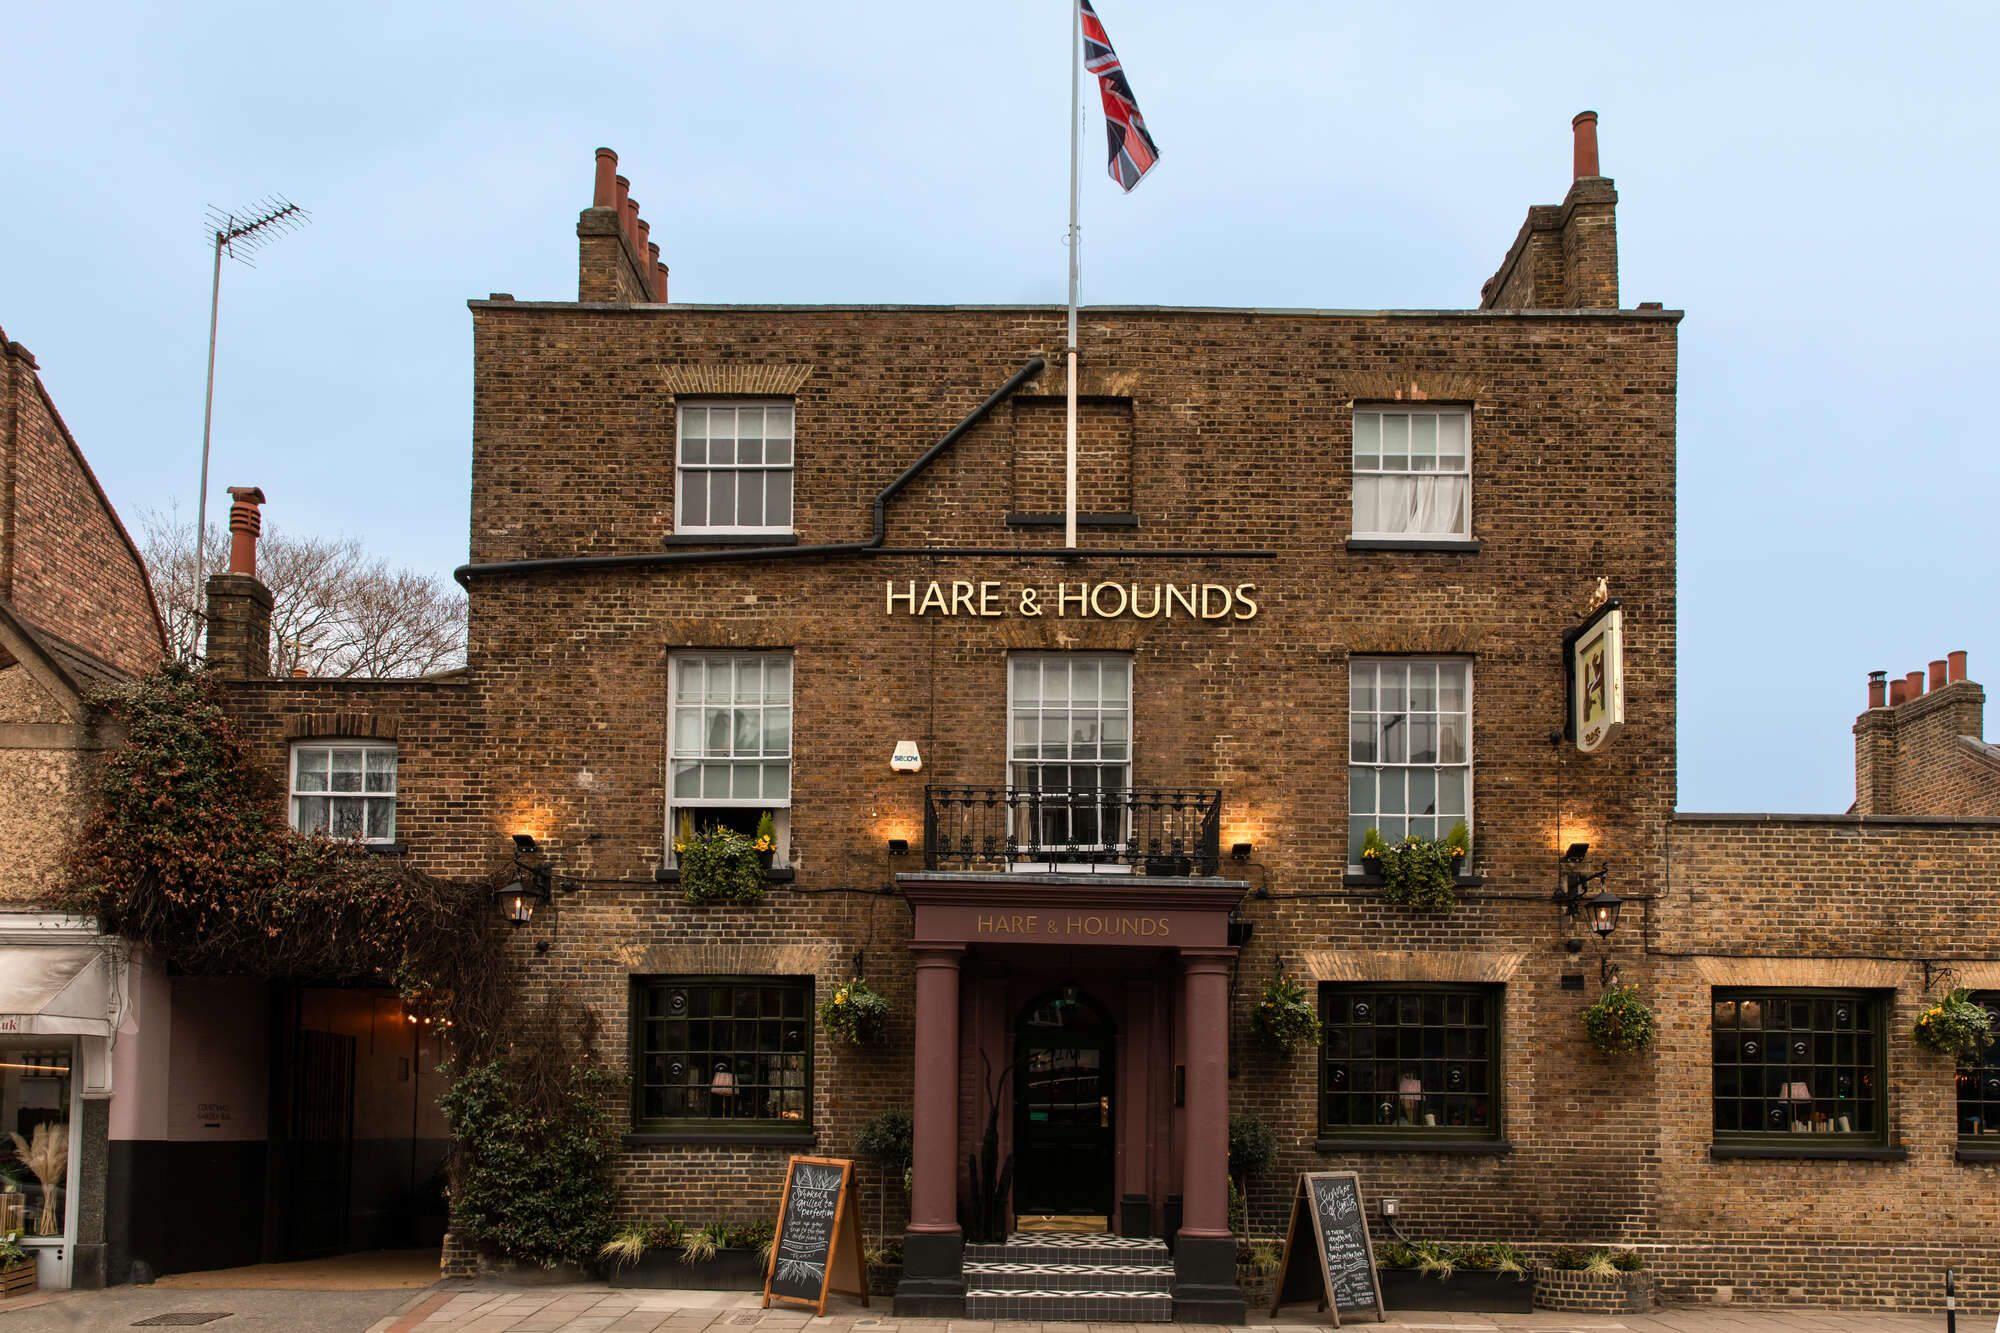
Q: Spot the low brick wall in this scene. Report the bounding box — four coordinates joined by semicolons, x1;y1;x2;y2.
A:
1533;1266;1656;1313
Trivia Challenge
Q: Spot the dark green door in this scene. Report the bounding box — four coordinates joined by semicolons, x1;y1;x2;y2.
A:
1013;993;1114;1218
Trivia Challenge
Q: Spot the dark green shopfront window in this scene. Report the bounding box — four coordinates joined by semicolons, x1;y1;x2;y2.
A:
632;977;811;1132
1319;984;1499;1139
1711;990;1884;1143
1958;992;2000;1143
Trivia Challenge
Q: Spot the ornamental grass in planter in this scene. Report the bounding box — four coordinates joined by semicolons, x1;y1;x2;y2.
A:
600;1218;776;1289
1362;822;1469;912
1250;972;1322;1052
1581;982;1658;1056
1374;1241;1532;1312
1914;988;1995;1059
1534;1247;1655;1314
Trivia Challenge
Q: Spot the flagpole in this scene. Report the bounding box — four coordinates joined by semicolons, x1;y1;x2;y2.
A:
1064;0;1081;550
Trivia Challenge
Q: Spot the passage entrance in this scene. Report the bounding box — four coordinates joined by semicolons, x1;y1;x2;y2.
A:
1012;991;1114;1222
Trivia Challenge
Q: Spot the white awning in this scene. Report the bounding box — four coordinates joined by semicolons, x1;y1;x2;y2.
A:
0;945;113;1037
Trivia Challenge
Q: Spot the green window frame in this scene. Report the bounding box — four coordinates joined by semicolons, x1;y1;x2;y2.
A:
1711;988;1886;1145
1957;991;2000;1144
631;976;812;1133
1318;983;1501;1140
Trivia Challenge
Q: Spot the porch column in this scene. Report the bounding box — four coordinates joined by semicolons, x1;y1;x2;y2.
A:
896;944;966;1316
1173;947;1245;1323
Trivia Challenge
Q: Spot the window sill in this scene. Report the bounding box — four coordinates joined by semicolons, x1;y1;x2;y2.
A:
1956;1145;2000;1164
1709;1143;1907;1163
625;1129;817;1148
1005;511;1140;529
1342;870;1484;888
363;841;409;856
653;867;795;884
663;532;799;547
1345;537;1481;553
1315;1138;1512;1157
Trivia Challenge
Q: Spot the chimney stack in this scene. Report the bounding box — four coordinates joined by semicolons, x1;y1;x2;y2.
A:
1866;671;1887;710
1572;110;1600;179
203;485;273;678
578;152;664;302
1949;650;1968;683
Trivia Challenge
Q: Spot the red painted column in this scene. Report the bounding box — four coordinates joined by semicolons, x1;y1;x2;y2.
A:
1178;949;1234;1239
909;945;964;1234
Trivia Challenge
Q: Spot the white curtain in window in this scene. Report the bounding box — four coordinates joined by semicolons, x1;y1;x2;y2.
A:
1359;475;1468;537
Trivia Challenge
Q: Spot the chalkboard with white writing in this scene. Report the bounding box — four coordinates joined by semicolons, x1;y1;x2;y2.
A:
1269;1171;1385;1324
763;1156;868;1315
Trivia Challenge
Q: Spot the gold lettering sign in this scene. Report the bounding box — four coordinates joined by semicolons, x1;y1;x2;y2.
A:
973;913;1172;938
887;580;1257;622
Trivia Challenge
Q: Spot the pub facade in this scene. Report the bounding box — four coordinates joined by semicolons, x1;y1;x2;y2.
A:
192;114;2000;1318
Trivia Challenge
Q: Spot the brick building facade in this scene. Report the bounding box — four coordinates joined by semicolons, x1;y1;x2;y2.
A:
175;115;1999;1317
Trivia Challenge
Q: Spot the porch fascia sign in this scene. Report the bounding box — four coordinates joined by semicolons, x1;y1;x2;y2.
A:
899;876;1246;949
885;579;1258;622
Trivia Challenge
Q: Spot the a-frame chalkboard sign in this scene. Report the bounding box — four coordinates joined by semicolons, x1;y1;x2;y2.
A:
763;1155;870;1315
1268;1171;1386;1324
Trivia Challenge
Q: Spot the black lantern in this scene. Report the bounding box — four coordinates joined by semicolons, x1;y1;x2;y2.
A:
495;866;551;926
1585;887;1623;937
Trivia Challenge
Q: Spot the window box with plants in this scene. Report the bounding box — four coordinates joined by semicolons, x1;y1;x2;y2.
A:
1374;1241;1533;1312
600;1219;776;1289
673;812;778;907
1360;822;1470;911
1532;1247;1655;1314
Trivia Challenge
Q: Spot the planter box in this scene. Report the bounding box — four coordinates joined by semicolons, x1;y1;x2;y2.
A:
1532;1266;1657;1314
0;1263;36;1299
610;1247;767;1290
475;1253;593;1286
1378;1267;1533;1312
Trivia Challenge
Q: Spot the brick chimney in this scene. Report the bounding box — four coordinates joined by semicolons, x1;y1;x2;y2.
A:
578;147;664;303
1853;651;1994;815
203;486;273;677
1480;111;1620;310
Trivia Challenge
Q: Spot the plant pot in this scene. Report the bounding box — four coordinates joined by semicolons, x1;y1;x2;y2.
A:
757;851;775;872
610;1246;768;1290
1532;1266;1656;1314
1378;1267;1534;1313
0;1262;36;1299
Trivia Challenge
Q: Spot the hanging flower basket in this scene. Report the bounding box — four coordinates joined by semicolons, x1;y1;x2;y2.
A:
819;978;891;1045
1581;982;1657;1056
1363;822;1469;913
1251;972;1322;1052
1913;988;1995;1059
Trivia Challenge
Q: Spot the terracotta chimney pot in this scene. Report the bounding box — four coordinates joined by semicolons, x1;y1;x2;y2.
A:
1904;670;1926;702
622;197;640;253
655;262;670;303
593;148;618;209
225;486;266;578
1948;650;1968;682
1572;110;1600;179
637;216;651;263
1929;659;1948;691
1889;678;1908;707
1866;671;1887;710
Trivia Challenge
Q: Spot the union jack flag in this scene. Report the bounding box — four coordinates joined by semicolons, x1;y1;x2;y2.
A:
1080;0;1159;192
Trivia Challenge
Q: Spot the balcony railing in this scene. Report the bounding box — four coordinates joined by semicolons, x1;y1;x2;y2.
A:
924;785;1222;876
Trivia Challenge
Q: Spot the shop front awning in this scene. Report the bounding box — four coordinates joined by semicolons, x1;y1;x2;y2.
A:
0;945;114;1037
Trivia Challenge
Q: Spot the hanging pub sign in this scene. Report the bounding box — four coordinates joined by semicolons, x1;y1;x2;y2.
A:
763;1155;869;1316
1563;598;1625;754
1269;1170;1386;1324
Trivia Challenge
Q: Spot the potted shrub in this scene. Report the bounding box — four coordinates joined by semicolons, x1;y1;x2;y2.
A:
866;1238;903;1296
1914;988;1995;1059
752;811;777;871
1534;1247;1655;1313
1374;1241;1532;1312
674;815;767;906
602;1218;776;1289
820;978;891;1045
1581;982;1658;1055
0;1231;35;1299
1362;822;1469;912
1234;1239;1280;1312
1250;971;1322;1053
855;1109;913;1259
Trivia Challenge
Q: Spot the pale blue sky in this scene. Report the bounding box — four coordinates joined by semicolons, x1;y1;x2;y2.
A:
6;2;1997;812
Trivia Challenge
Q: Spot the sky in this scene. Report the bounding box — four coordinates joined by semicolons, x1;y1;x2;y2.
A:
5;2;1998;814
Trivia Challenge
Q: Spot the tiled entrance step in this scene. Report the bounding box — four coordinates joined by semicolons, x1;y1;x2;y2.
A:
965;1232;1174;1322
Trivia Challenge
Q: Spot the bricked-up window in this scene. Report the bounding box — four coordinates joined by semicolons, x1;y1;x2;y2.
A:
1319;984;1499;1140
632;977;812;1132
1956;992;2000;1143
1008;654;1132;851
1351;407;1471;539
676;401;794;534
289;742;396;843
1712;990;1886;1143
668;653;792;865
1348;659;1471;866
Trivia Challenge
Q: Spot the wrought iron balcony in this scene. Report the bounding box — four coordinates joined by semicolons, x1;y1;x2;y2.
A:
923;785;1222;876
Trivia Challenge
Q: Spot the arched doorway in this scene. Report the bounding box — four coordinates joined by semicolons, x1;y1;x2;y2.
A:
1013;989;1114;1223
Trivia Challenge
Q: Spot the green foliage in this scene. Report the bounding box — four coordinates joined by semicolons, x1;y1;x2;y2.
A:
1914;988;1995;1058
855;1109;914;1182
1582;982;1658;1056
1547;1245;1589;1271
1228;1113;1279;1182
1365;821;1469;912
676;825;767;906
439;1059;623;1268
1375;1241;1420;1269
1378;1241;1528;1279
820;978;891;1044
1610;1248;1645;1273
1250;971;1322;1052
0;1230;25;1272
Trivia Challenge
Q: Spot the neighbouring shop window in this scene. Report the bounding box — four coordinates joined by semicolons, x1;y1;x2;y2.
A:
290;741;397;843
1008;654;1132;851
1351;406;1471;539
0;1047;72;1236
631;977;811;1131
1318;985;1499;1139
676;400;795;534
668;652;792;864
1348;658;1471;866
1712;990;1885;1143
1958;992;2000;1143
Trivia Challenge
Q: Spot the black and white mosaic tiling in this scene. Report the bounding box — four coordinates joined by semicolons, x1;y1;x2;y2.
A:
964;1233;1177;1322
